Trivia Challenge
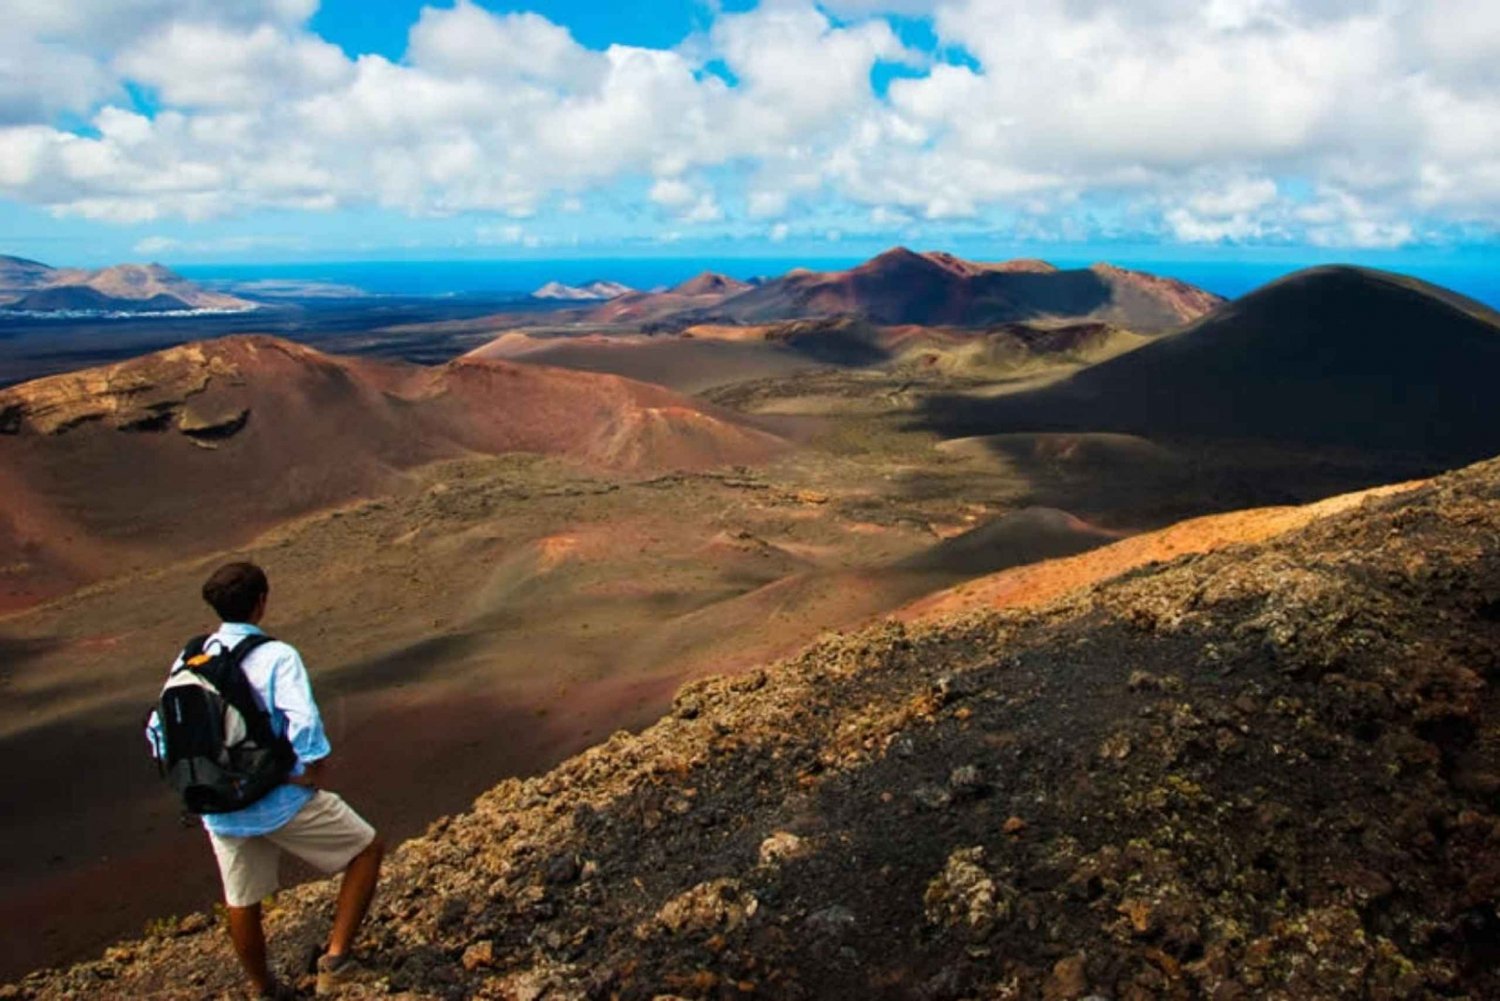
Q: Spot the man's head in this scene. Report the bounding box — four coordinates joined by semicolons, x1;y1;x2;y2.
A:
202;562;269;623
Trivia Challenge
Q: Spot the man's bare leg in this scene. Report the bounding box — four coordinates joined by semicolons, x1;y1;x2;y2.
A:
327;838;385;957
226;903;273;993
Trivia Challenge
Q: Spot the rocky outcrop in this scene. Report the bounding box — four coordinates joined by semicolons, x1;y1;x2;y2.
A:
9;456;1500;999
0;342;238;435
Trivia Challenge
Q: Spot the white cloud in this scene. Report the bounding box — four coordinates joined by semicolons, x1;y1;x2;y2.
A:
0;39;116;125
407;1;603;88
0;0;1496;247
131;232;304;255
133;235;179;255
649;178;696;210
115;22;352;108
681;193;723;224
475;222;541;247
650;177;722;223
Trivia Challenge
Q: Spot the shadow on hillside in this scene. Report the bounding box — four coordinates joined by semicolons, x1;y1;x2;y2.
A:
0;635;60;670
898;404;1455;530
980;268;1112;321
777;323;892;367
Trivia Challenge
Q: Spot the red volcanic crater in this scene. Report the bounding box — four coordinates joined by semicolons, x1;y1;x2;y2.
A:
0;335;785;608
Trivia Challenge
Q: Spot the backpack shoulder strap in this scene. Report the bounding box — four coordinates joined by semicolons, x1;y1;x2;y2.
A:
208;635;288;745
170;634;212;675
225;634;276;668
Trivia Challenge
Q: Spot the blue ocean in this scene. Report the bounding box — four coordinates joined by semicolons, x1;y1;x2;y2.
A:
177;255;1500;309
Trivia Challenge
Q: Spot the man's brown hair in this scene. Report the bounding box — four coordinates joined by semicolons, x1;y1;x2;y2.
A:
202;562;268;622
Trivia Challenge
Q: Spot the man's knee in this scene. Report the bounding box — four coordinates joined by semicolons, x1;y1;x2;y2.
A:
356;835;385;864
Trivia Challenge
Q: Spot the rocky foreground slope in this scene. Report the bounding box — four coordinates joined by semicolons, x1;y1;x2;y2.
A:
10;458;1500;1000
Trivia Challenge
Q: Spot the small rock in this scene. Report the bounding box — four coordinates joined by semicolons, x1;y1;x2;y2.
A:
923;847;1010;940
934;673;978;705
1098;731;1132;761
545;853;580;885
949;765;988;799
437;897;468;929
651;879;759;936
487;970;547;1001
461;940;495;972
1044;953;1089;1001
1118;898;1155;935
759;831;810;866
1003;816;1027;836
175;912;211;936
103;945;136;965
913;786;953;810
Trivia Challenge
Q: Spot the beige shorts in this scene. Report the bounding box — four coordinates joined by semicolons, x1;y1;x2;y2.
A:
208;791;376;907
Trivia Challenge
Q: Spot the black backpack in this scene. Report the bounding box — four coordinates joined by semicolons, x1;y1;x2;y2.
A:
153;634;297;814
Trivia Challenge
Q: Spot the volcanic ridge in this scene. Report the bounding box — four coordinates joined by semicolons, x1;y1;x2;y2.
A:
9;451;1500;1000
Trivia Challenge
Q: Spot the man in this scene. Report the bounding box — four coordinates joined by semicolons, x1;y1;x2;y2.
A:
147;562;384;999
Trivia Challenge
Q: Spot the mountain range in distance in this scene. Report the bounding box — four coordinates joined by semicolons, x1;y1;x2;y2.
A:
552;248;1227;332
0;246;1225;330
0;256;257;315
531;279;638;301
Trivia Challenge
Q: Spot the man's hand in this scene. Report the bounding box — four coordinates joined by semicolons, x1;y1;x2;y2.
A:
289;759;329;789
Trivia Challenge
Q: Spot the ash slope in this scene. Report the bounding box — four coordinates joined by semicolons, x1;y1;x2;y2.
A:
920;265;1500;460
18;455;1500;1000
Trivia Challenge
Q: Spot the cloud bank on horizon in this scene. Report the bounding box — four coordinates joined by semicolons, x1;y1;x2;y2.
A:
1;0;1498;258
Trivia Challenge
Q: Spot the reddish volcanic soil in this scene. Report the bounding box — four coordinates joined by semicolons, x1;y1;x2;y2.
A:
465;332;825;393
0;335;785;607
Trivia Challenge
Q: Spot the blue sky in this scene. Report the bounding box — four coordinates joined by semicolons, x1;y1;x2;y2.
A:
312;0;743;55
1;0;1498;269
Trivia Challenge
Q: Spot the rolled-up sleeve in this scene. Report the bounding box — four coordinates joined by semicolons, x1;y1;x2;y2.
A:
145;709;164;759
269;645;331;767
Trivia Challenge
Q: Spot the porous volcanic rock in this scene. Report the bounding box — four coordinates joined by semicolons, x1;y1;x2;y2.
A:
9;457;1500;999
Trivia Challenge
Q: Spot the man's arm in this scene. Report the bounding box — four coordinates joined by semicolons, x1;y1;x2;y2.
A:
288;758;329;787
268;644;333;784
